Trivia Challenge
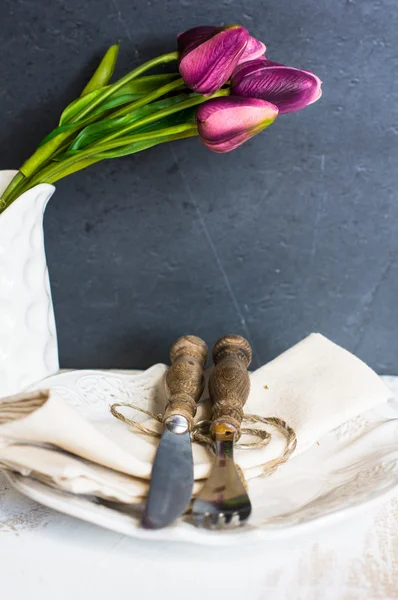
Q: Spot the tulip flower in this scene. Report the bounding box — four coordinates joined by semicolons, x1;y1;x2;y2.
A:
1;30;322;211
178;25;249;95
196;96;278;153
237;35;266;65
231;58;322;114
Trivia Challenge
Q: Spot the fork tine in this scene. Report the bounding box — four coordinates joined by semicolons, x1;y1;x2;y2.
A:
204;513;214;529
231;512;241;527
211;513;220;527
192;514;204;528
224;512;232;525
203;513;212;528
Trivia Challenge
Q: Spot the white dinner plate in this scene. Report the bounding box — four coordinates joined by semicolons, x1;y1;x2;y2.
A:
2;371;398;545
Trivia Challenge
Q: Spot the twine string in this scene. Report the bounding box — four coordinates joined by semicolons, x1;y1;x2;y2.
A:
110;402;297;481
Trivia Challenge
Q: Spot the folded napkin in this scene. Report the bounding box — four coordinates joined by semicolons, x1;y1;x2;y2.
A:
0;444;201;502
0;334;392;500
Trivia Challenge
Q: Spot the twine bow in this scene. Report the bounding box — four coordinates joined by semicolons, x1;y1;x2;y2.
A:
110;402;297;485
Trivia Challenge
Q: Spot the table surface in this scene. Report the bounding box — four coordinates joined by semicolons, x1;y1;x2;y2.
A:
1;377;398;600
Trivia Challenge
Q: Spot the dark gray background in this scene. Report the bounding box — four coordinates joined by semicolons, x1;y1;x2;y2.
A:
1;0;397;373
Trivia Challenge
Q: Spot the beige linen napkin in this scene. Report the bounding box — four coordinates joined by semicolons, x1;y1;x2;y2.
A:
0;334;392;498
0;389;153;478
0;444;203;502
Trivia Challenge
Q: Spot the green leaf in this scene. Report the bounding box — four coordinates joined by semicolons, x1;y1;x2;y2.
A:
39;123;81;146
49;138;174;179
71;51;179;123
93;128;197;159
89;93;142;116
44;92;143;146
47;157;102;182
94;137;171;158
128;109;196;136
81;43;120;96
67;116;130;152
115;73;180;95
66;93;196;153
50;93;143;143
20;130;77;178
58;75;180;127
59;88;105;126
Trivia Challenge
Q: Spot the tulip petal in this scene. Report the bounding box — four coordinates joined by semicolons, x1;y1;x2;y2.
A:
179;25;249;95
237;36;266;64
196;96;278;153
232;59;322;114
177;26;217;55
233;58;278;78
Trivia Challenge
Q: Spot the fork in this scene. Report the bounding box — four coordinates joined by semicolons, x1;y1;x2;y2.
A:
192;334;252;529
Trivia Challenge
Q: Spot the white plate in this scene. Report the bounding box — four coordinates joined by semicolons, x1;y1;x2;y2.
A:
2;371;398;545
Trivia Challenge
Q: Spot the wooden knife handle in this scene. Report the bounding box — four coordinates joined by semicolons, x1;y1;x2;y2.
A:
209;335;252;437
164;335;208;430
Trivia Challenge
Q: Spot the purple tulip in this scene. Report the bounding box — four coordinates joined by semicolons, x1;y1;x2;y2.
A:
237;35;266;65
178;25;249;95
177;26;217;54
196;96;278;153
231;58;322;114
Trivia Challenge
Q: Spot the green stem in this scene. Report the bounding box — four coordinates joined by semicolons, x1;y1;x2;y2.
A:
87;88;229;148
70;51;179;123
1;118;199;211
0;172;25;210
4;86;190;205
17;51;179;182
18;129;82;183
110;77;185;119
36;77;184;153
18;124;198;188
54;129;199;182
95;123;198;153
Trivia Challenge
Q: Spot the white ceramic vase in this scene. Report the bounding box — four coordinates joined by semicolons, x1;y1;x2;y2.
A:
0;170;59;397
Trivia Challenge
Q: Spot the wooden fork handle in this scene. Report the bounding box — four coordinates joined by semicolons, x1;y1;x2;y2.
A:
164;335;208;430
209;335;252;437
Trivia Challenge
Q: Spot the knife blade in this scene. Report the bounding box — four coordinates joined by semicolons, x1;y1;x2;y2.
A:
142;335;208;529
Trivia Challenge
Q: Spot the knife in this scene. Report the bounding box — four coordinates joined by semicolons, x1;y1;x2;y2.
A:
142;335;208;529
